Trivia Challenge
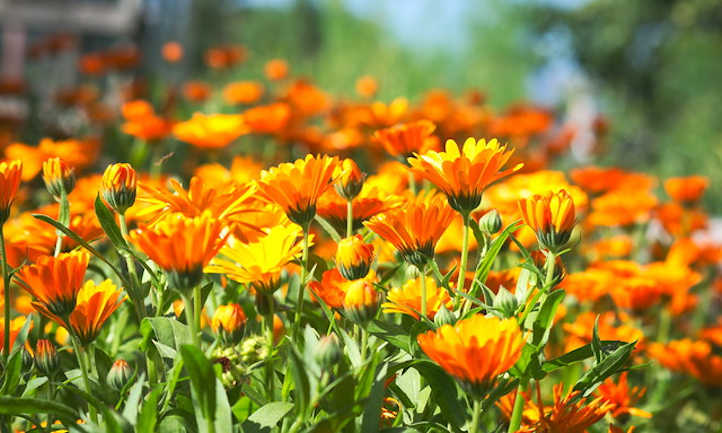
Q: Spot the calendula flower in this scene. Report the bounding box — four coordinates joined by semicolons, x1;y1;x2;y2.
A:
355;75;378;98
162;41;183;63
223;81;265;105
648;339;722;386
334;159;365;201
264;59;289;81
182;81;212;103
0;159;22;223
173;113;249;149
17;251;89;321
101;163;137;213
343;278;380;323
518;189;576;250
597;372;652;420
107;359;133;390
68;279;125;345
0;316;31;353
336;235;374;280
212;303;247;343
33;339;58;376
130;212;228;290
42;157;75;199
408;137;522;213
382;276;451;320
243;103;291;134
309;268;347;309
206;224;308;293
256;154;340;227
364;193;454;268
417;314;523;396
664;176;708;204
373;120;436;159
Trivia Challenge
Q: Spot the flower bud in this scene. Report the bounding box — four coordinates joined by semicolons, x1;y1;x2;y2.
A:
101;163;137;214
478;209;502;235
334;159;365;201
336;235;374;281
42;157;75;200
211;303;247;343
240;335;269;364
21;346;34;375
315;334;342;367
34;339;58;376
107;359;133;391
0;160;22;225
518;190;575;251
492;287;519;318
433;305;456;328
343;279;380;324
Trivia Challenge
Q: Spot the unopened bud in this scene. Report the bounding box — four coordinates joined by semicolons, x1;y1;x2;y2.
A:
107;359;133;391
479;209;502;235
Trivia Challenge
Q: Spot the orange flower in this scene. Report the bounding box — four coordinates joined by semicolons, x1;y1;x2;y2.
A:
364;98;408;127
648;339;722;386
211;303;247;342
343;277;380;323
0;316;31;353
364;193;455;268
562;312;645;354
173;113;249;149
334;159;365;201
309;268;347;309
264;59;289;81
518;189;576;250
223;81;265;105
373;120;436;159
101;163;137;213
597;372;652;420
664;175;708;204
336;235;374;280
243;103;291;134
587;189;658;227
417;314;523;395
571;166;655;194
68;279;125;345
355;75;378;98
408;138;522;213
206;225;307;293
42;157;75;199
130;212;228;289
514;384;614;433
0;159;22;222
382;276;450;320
182;81;212;103
256;154;340;227
121;102;172;141
17;251;90;321
162;41;184;63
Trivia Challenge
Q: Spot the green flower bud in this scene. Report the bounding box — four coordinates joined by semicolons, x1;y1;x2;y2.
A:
479;209;502;235
107;359;133;391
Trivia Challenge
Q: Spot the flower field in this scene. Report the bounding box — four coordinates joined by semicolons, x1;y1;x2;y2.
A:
0;34;720;433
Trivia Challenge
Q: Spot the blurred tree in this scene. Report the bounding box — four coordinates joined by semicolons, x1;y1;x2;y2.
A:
532;0;722;210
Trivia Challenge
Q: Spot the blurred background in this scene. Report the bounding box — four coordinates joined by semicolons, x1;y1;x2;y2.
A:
1;0;721;209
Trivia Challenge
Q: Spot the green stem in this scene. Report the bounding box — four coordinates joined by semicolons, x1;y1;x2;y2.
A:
346;199;353;238
71;337;98;424
519;252;556;327
194;284;202;346
507;384;525;433
118;213;146;321
408;170;416;195
1;224;10;360
360;325;369;360
455;213;471;310
53;234;63;257
293;226;310;336
470;399;482;433
265;294;276;400
420;263;428;319
181;291;199;347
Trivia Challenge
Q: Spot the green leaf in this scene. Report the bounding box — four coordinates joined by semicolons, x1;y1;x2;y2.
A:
541;341;628;373
314;214;341;242
241;402;293;433
0;397;82;428
573;340;637;397
231;396;254;422
95;195;128;251
21;377;48;398
123;373;146;424
530;290;565;347
288;345;311;416
367;320;412;353
361;363;389;433
137;386;163;433
1;350;22;394
412;361;466;428
469;221;522;298
591;315;603;364
180;345;218;429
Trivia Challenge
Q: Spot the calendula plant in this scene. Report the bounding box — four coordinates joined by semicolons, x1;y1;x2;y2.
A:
2;39;721;433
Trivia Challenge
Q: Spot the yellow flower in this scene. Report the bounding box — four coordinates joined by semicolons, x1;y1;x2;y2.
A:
336;235;374;280
101;163;137;213
408;138;522;213
334;158;365;200
68;280;125;345
382;276;450;320
206;224;309;293
373;120;436;158
343;278;379;323
173;112;249;149
417;314;523;396
211;303;247;342
42;157;75;199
